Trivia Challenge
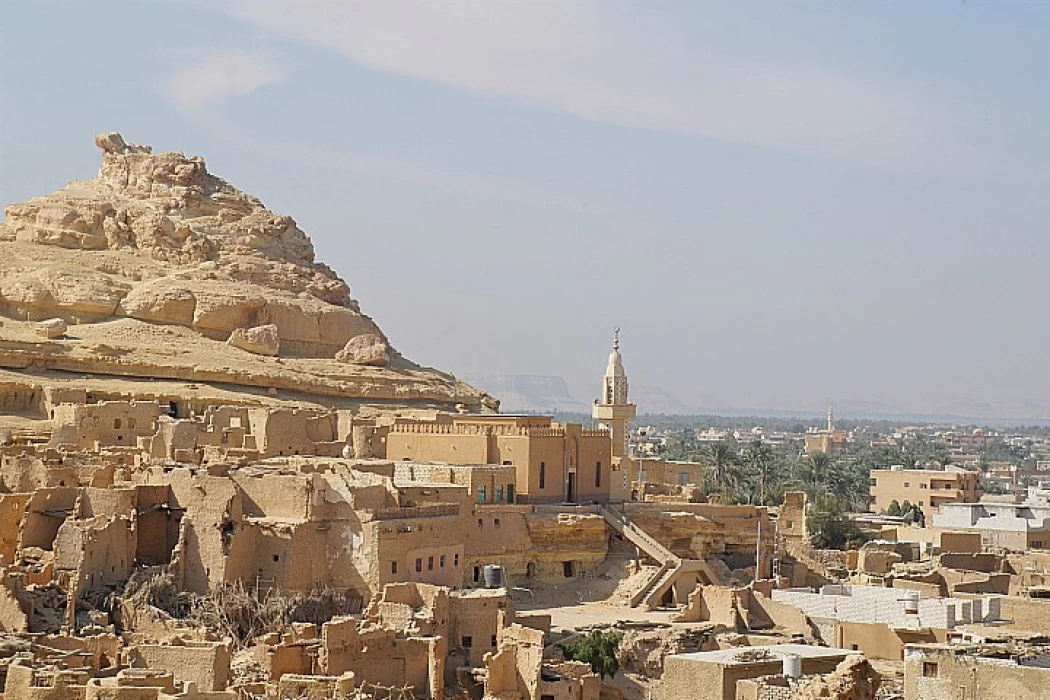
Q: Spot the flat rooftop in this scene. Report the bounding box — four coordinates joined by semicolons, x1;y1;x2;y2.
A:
668;644;858;666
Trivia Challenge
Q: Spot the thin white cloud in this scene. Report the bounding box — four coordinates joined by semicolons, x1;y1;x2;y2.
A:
194;111;580;207
158;46;577;206
205;0;967;170
164;48;293;113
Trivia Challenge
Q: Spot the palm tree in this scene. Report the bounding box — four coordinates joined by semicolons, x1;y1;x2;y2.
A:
704;442;742;503
794;452;833;500
827;460;869;510
742;439;776;505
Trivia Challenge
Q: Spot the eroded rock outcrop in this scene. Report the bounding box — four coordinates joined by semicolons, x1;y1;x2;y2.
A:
0;132;368;354
0;133;496;413
227;324;280;357
793;655;881;700
335;333;390;367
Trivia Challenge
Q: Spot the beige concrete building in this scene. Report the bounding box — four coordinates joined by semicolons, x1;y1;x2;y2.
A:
386;415;613;503
803;406;848;455
384;331;642;503
662;644;859;700
870;466;981;514
904;643;1050;700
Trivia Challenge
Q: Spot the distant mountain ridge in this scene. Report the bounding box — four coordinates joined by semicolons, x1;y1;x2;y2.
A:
468;374;699;415
466;375;587;413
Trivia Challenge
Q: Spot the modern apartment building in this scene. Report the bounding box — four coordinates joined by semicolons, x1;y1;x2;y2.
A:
870;466;981;515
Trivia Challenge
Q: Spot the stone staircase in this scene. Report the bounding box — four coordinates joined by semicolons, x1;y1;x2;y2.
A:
599;505;676;564
600;505;722;609
629;559;678;608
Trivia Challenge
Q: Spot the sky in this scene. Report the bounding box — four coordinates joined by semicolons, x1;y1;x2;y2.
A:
4;1;1050;419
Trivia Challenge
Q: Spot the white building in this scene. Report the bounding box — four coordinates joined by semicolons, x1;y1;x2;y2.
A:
932;502;1050;550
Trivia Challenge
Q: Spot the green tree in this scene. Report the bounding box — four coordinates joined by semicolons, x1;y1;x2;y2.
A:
562;630;620;679
793;452;833;500
886;500;902;517
704;442;742;502
742;440;776;505
808;496;866;550
825;459;870;510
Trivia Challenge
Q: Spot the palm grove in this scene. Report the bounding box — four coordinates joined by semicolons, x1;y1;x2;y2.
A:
667;438;873;550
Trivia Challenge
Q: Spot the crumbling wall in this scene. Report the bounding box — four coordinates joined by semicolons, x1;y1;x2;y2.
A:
0;569;29;631
318;618;442;697
449;589;508;667
126;640;231;692
157;470;243;594
19;488;78;553
4;661;90;699
367;583;450;638
55;514;135;597
0;493;30;564
485;623;545;699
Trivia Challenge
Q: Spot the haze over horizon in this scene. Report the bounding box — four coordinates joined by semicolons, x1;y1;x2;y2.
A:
5;2;1050;420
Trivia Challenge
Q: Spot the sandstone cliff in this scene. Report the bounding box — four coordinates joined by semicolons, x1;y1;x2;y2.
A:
0;134;495;414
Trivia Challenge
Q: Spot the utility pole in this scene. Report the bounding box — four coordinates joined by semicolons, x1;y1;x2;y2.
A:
755;516;763;580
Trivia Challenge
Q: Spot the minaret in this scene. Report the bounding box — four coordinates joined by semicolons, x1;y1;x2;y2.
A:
593;327;637;458
827;405;835;433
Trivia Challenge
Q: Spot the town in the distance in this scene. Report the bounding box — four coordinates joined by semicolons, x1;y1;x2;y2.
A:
0;135;1044;700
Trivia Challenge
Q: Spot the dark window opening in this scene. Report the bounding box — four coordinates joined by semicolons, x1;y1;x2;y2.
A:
391;561;398;575
922;662;938;678
473;566;481;583
273;554;280;563
462;636;473;648
539;462;546;489
491;634;498;647
595;461;602;488
563;561;574;578
415;558;422;573
428;556;434;570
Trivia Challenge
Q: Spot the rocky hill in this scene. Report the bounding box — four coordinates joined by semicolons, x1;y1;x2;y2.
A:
0;133;495;419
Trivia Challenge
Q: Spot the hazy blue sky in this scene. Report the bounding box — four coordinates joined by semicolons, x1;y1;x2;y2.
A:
4;1;1050;418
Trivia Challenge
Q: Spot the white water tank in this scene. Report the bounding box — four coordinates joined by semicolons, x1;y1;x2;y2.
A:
782;653;802;679
903;591;920;614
